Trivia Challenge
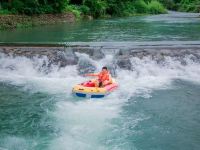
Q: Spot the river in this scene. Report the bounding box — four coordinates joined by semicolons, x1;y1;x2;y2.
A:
0;12;200;150
0;11;200;42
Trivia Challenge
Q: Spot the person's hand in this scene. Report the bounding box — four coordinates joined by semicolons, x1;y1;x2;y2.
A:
103;80;109;86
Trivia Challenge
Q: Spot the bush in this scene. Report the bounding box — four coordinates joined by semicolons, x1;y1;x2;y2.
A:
194;2;200;12
106;0;123;16
52;0;69;13
40;5;54;14
178;0;200;12
121;2;136;16
159;0;176;10
134;0;149;13
0;0;169;17
11;0;24;14
79;5;90;15
10;0;70;15
83;0;108;17
65;5;81;18
0;9;12;15
148;0;167;14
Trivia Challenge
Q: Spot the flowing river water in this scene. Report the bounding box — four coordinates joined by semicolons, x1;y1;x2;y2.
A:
0;11;200;150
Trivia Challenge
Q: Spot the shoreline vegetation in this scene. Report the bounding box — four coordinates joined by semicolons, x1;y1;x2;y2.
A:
0;0;199;30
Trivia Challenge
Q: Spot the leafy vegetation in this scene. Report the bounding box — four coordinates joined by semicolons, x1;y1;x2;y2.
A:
160;0;200;12
0;9;11;15
0;0;167;17
0;0;199;18
178;0;200;12
148;0;167;14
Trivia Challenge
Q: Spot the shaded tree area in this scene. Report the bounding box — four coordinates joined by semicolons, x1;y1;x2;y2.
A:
178;0;200;12
0;0;199;16
0;0;69;15
160;0;200;12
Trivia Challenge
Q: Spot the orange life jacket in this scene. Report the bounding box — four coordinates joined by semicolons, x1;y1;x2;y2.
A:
98;71;110;82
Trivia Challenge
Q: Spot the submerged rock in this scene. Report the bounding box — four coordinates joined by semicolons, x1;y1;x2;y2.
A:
73;47;105;60
116;56;133;70
0;47;78;68
107;63;118;77
77;58;96;75
92;48;105;60
1;44;200;73
62;47;78;66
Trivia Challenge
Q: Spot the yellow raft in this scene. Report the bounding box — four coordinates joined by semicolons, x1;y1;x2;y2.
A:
72;79;118;98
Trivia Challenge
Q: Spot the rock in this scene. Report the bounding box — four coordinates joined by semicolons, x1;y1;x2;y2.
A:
117;49;130;57
129;50;149;59
0;47;78;68
91;48;105;60
73;47;105;60
107;63;117;77
83;15;93;20
0;13;75;29
116;56;133;70
77;58;96;75
190;53;200;63
152;53;165;64
62;47;78;66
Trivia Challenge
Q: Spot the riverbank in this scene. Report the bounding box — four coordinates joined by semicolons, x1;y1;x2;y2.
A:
0;0;168;30
0;13;76;30
1;12;199;42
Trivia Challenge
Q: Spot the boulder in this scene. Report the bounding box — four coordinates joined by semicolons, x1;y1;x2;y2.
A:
92;48;105;60
116;56;133;70
77;58;96;75
107;63;118;77
73;47;105;60
0;47;79;68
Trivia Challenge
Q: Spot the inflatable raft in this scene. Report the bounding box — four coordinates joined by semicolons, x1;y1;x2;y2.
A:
72;79;118;98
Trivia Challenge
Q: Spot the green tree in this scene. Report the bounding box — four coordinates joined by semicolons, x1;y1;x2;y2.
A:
83;0;108;17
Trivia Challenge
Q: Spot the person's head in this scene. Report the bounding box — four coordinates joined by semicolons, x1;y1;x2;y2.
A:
102;66;108;73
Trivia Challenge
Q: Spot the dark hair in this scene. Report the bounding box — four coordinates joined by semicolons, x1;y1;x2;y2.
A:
102;66;108;70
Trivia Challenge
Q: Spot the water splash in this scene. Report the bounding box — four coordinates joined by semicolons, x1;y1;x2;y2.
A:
0;51;200;149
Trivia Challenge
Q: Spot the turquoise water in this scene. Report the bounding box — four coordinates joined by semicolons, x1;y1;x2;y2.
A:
0;83;54;150
0;12;200;42
0;11;200;150
106;80;200;150
1;79;200;150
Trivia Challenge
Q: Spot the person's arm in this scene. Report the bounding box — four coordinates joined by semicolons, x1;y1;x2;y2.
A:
108;74;113;83
103;74;112;85
84;73;99;77
106;74;113;84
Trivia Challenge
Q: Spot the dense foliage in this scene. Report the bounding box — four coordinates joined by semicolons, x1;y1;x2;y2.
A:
159;0;200;12
178;0;200;12
0;0;199;17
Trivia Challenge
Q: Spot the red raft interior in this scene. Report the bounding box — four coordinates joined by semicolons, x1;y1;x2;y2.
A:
81;81;95;87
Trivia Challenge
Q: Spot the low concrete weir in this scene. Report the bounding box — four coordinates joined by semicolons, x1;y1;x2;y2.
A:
0;41;200;74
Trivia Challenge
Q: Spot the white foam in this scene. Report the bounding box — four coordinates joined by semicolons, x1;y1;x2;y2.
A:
0;136;36;150
0;52;200;149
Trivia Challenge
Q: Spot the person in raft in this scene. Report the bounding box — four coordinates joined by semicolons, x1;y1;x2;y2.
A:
84;66;113;87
